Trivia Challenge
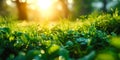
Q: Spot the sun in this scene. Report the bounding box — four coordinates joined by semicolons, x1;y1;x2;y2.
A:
37;0;53;10
26;0;63;21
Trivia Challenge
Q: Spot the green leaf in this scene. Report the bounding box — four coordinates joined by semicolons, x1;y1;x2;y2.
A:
48;44;60;54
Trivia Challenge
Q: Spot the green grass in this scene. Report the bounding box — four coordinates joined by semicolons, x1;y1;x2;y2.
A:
0;12;120;60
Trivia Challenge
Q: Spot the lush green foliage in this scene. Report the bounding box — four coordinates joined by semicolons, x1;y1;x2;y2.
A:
0;12;120;60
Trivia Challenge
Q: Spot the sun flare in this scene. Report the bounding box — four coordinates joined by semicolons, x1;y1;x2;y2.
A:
37;0;53;10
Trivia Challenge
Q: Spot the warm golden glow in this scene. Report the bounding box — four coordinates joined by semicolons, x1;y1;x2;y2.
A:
7;0;67;21
36;0;53;10
6;0;15;6
68;0;73;4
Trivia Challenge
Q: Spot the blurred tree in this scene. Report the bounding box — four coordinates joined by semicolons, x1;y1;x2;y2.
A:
59;0;69;18
0;0;9;17
52;0;69;18
12;0;28;20
72;0;93;18
101;0;107;12
99;0;113;12
114;0;120;10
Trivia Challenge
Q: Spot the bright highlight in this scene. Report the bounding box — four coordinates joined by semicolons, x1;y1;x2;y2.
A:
37;0;53;10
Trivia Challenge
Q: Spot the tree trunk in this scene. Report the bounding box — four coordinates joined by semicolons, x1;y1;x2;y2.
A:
102;0;107;12
55;0;69;18
15;0;28;20
0;0;8;17
59;0;69;18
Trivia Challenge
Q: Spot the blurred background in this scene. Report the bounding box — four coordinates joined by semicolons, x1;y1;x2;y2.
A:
0;0;120;21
